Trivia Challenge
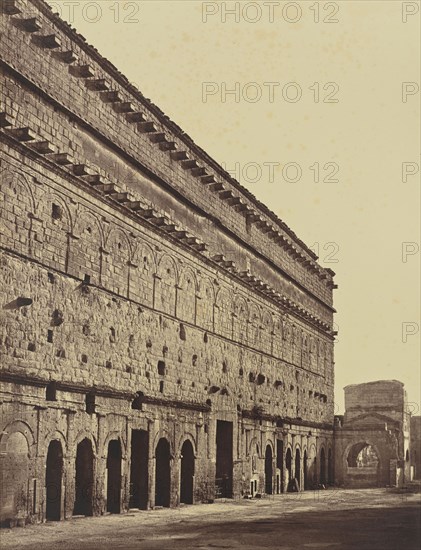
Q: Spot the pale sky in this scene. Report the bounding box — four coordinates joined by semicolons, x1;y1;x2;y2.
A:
46;0;420;413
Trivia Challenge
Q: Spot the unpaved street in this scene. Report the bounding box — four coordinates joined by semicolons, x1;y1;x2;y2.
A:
1;488;420;550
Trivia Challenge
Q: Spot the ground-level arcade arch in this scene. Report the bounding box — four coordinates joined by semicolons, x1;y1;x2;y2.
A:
307;444;317;488
264;444;273;495
129;429;149;510
343;442;380;488
334;381;409;488
285;447;293;489
335;429;400;488
180;439;195;504
328;447;334;485
303;449;309;489
155;438;171;507
106;439;122;513
0;420;35;526
320;447;326;485
46;440;64;521
295;448;301;489
74;438;95;516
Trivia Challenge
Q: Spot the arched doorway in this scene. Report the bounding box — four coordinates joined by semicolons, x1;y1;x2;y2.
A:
45;440;63;521
265;445;273;494
295;448;301;489
155;438;171;507
307;445;317;488
276;440;284;493
303;450;308;490
346;442;380;487
107;440;122;513
74;438;94;516
180;440;195;504
328;448;333;485
215;420;233;498
1;430;31;525
320;447;326;486
285;448;292;490
313;457;317;486
129;429;149;510
0;430;35;528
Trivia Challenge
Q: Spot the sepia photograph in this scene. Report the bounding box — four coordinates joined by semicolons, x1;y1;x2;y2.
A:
0;0;420;548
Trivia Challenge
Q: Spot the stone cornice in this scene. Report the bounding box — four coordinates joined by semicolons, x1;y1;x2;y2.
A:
0;370;135;400
0;130;336;337
0;370;211;412
3;0;336;291
0;62;337;314
241;408;333;431
143;396;211;413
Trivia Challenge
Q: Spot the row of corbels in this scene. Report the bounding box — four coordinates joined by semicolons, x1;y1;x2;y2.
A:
0;115;208;256
1;111;334;335
2;0;337;289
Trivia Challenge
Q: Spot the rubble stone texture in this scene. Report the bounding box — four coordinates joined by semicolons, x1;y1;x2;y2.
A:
410;416;421;480
0;0;336;526
334;380;412;488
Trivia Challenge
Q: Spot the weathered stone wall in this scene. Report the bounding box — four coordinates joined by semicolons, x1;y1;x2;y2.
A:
344;380;406;424
0;0;335;526
0;147;334;413
334;381;410;488
0;0;336;310
410;416;421;479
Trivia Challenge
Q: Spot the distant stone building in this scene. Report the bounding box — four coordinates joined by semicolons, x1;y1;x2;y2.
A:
334;380;411;488
0;0;336;526
410;416;421;480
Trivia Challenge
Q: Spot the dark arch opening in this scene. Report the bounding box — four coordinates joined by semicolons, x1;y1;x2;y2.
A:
285;448;292;487
320;448;326;486
155;438;171;507
328;448;333;485
46;440;63;521
180;440;195;504
265;445;273;494
129;429;149;510
312;457;317;486
303;450;308;490
107;440;122;513
74;438;94;516
215;420;233;498
346;442;380;488
347;443;379;468
1;430;30;526
132;391;144;410
276;440;284;493
295;448;301;489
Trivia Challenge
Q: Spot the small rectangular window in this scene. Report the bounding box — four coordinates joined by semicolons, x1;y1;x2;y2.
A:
46;381;57;401
157;361;166;376
51;203;62;220
86;392;96;414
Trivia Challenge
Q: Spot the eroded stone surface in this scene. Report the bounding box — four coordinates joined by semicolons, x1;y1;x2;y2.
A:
0;0;336;527
334;381;414;488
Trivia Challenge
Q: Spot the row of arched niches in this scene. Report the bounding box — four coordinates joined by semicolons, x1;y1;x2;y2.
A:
0;168;331;373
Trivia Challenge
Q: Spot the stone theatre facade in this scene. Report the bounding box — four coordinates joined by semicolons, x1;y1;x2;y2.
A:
0;0;336;526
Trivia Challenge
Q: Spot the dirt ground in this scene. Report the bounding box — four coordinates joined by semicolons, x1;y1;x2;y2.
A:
1;488;420;550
